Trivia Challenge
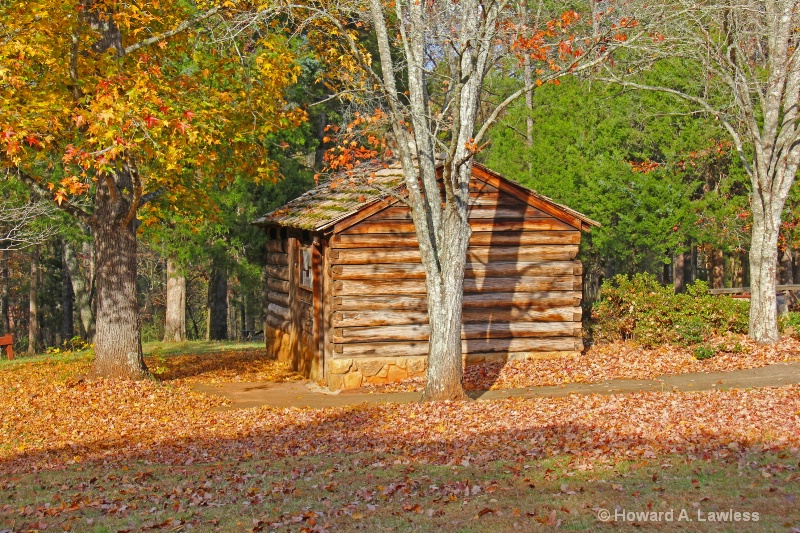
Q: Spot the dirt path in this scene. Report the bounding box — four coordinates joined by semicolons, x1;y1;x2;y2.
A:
192;361;800;409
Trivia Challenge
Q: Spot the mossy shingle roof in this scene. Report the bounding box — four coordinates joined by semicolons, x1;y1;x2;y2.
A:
253;162;599;231
253;164;405;231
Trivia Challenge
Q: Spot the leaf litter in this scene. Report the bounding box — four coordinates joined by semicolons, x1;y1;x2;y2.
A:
1;346;799;476
363;334;800;392
1;346;800;531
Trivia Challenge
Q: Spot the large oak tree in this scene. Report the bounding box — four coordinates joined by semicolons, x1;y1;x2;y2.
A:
0;0;304;377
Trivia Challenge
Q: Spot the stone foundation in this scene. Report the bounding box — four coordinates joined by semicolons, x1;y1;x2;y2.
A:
325;356;428;390
325;351;579;390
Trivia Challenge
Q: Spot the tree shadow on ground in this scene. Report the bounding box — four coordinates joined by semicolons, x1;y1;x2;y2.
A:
145;348;304;384
4;386;799;476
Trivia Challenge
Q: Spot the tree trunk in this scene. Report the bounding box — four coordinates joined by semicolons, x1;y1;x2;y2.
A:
748;194;781;343
208;264;227;340
673;251;686;294
793;250;800;284
88;172;148;379
63;240;95;341
421;206;471;402
1;251;9;335
779;247;793;285
27;246;39;355
245;291;256;333
62;242;74;342
187;293;200;340
162;258;186;342
523;54;534;174
711;248;725;289
314;112;327;171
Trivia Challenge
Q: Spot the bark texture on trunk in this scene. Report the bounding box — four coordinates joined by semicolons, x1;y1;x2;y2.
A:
711;248;725;289
779;247;793;285
208;265;227;340
421;209;471;402
673;251;685;294
748;192;782;343
62;243;74;342
731;253;743;287
793;250;800;284
163;258;186;342
1;251;9;335
27;246;39;355
88;171;149;379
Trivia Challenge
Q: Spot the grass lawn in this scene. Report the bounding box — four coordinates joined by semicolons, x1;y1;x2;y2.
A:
1;341;799;531
4;451;798;532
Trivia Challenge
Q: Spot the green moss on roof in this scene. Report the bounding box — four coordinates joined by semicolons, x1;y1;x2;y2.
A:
253;164;405;231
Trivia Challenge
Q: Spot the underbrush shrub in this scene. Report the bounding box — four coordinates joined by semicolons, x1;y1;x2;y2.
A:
591;273;749;348
780;312;800;337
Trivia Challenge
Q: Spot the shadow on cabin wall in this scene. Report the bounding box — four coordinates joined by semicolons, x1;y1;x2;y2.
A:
465;176;518;390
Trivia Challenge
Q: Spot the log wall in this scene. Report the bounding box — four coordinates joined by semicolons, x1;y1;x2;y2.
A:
324;175;584;389
264;236;321;380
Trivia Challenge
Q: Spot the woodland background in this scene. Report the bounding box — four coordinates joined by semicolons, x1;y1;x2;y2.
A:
2;7;799;354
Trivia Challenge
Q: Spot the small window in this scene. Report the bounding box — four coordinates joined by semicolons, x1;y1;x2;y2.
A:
300;246;313;289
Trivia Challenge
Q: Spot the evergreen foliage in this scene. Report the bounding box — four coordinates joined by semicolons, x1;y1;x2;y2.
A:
591;273;749;347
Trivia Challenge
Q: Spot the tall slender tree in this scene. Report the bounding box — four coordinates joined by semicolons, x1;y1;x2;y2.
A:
247;0;647;399
601;0;800;343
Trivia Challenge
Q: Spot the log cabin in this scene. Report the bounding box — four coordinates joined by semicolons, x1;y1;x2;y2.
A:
253;162;599;390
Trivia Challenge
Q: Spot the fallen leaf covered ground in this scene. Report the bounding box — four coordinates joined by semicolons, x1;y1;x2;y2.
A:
2;347;800;475
363;334;800;392
145;348;305;384
1;346;800;531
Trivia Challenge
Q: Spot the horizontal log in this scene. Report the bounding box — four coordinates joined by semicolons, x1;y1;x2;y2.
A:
333;310;430;327
343;218;575;235
267;303;291;321
331;306;582;327
375;205;549;221
266;252;289;266
332;336;583;358
331;245;579;265
265;264;290;281
334;321;580;343
332;276;579;296
464;306;581;323
266;313;290;331
333;291;582;311
267;278;290;293
266;240;286;253
468;193;527;206
331;260;582;280
464;336;583;354
468;231;581;246
470;179;499;194
267;291;290;307
330;231;581;249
